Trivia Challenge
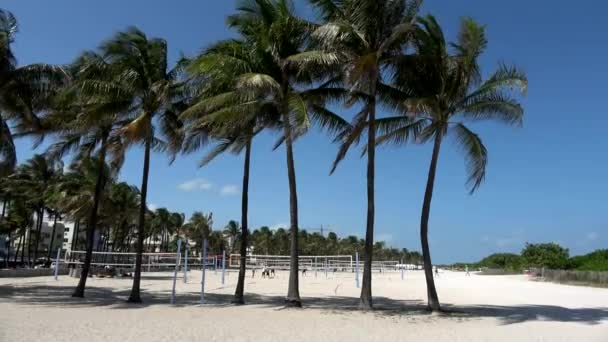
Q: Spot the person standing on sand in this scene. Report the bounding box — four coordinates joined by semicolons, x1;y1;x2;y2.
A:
465;265;470;276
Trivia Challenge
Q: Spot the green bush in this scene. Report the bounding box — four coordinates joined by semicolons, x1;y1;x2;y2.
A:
521;243;569;269
568;249;608;271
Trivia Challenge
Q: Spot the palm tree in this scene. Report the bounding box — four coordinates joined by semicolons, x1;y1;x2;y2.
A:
9;154;63;264
184;36;281;304
379;15;527;311
184;212;213;252
45;51;128;297
106;183;140;252
170;212;185;244
92;27;186;303
0;9;66;174
223;221;241;253
152;208;172;252
226;0;347;307
309;0;421;309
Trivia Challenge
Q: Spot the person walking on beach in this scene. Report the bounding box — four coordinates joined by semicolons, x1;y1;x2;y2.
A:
465;265;470;276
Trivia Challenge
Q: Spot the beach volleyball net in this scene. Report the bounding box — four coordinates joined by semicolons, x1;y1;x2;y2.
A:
229;254;353;271
64;250;217;272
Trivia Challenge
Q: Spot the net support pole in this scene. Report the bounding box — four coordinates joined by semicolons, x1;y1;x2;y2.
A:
171;239;182;305
200;239;207;304
401;267;404;280
314;256;317;278
324;260;328;278
221;250;226;287
355;252;360;288
54;248;61;280
183;245;188;284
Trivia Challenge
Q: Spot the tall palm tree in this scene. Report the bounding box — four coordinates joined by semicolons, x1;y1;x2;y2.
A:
227;0;347;307
379;15;527;311
92;27;186;303
309;0;421;309
46;51;128;297
184;35;286;304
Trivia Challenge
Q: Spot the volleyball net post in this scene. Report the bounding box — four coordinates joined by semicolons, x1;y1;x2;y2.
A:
200;239;207;304
183;246;188;284
355;252;360;288
221;250;226;287
170;239;182;305
54;248;61;280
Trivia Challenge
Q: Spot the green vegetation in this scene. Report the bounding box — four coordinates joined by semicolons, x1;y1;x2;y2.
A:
521;243;569;269
568;249;608;271
0;1;527;312
458;244;608;274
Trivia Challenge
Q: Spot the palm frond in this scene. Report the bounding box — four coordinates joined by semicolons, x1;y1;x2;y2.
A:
452;123;487;194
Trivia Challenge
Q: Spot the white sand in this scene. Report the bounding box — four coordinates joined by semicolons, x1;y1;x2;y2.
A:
1;269;607;341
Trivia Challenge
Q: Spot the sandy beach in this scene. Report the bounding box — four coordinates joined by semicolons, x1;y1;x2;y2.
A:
1;270;607;342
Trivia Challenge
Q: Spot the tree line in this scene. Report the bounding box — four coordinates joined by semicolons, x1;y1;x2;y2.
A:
454;243;608;272
0;159;422;265
0;0;527;311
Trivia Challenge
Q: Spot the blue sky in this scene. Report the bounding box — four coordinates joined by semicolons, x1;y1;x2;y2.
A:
5;1;607;263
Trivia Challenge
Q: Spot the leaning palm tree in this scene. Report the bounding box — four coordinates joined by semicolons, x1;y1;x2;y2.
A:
227;0;347;307
308;0;421;309
45;51;128;297
379;15;527;311
92;27;186;303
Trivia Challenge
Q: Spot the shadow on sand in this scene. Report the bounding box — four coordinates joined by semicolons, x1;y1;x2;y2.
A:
1;283;607;326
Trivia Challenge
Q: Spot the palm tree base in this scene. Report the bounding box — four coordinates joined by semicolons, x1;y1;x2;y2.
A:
231;297;245;305
71;290;84;298
127;295;142;304
359;299;373;311
427;304;441;312
284;299;302;308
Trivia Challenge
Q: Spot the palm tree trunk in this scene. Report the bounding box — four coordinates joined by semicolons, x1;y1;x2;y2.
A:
33;206;44;264
128;137;152;303
72;220;80;251
282;105;301;307
6;230;11;268
73;135;108;298
420;131;443;312
14;233;22;264
360;98;377;310
47;213;59;262
233;138;251;304
20;228;26;264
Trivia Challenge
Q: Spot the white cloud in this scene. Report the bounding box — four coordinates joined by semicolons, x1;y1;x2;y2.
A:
220;185;239;196
148;203;158;211
177;178;213;192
